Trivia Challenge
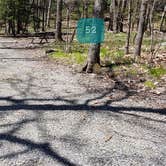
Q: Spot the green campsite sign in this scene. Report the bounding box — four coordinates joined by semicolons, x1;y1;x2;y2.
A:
76;18;105;44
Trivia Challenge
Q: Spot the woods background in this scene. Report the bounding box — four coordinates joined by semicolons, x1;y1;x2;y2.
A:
0;0;165;73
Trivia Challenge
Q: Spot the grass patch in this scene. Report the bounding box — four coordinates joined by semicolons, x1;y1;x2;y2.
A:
149;66;166;78
144;80;156;89
49;41;88;65
105;32;126;48
100;47;110;58
50;49;86;65
126;68;138;77
69;52;86;64
103;32;134;65
143;38;160;47
51;50;67;58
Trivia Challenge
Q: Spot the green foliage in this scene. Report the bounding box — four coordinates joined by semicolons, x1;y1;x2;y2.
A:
0;0;31;34
144;81;156;89
71;52;86;64
50;50;68;59
50;49;86;65
100;47;110;58
149;67;166;78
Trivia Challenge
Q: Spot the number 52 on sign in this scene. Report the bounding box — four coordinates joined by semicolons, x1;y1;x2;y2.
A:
76;18;105;44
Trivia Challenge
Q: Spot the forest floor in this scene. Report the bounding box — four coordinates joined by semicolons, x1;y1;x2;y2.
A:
0;37;166;166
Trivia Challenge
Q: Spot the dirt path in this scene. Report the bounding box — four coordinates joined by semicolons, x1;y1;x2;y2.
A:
0;38;166;166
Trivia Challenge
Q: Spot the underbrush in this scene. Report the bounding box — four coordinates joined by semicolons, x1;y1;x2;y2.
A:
49;32;165;91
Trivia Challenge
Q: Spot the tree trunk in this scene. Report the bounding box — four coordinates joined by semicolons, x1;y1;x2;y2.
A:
55;0;63;41
119;0;127;32
108;4;113;31
160;5;166;32
144;3;151;32
65;8;70;52
125;0;132;54
112;0;126;33
149;0;157;58
83;0;89;18
112;0;119;33
132;0;140;31
83;0;106;73
46;0;52;28
134;0;148;57
42;0;46;32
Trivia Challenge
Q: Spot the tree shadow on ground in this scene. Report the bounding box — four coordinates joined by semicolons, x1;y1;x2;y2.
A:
0;133;77;166
0;97;165;115
0;78;165;165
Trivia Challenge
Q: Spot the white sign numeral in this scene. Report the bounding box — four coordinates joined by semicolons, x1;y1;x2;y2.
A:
85;26;97;34
85;26;91;34
91;26;96;33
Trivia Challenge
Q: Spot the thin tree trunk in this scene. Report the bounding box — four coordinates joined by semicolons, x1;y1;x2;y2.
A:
160;5;166;32
108;3;113;31
131;0;139;31
125;0;132;54
112;0;119;33
145;3;150;32
46;0;52;28
84;2;88;18
42;0;46;31
65;8;70;52
36;0;40;31
119;0;127;32
134;0;148;57
55;0;63;41
83;0;89;18
149;0;157;58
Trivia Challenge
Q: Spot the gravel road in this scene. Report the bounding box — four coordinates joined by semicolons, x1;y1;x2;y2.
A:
0;38;166;166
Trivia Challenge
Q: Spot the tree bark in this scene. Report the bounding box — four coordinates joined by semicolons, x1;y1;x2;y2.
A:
132;0;140;31
83;0;106;73
149;0;156;57
65;8;70;52
134;0;148;57
55;0;63;41
160;5;166;32
83;0;89;18
125;0;132;54
119;0;127;32
42;0;46;32
112;0;119;33
108;3;113;31
46;0;52;28
144;2;151;32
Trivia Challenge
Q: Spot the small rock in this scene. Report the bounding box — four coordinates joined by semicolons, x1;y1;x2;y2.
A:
140;78;146;82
